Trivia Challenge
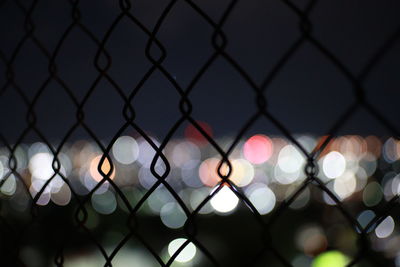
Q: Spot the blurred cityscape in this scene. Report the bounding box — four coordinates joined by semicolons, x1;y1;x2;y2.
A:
1;128;399;266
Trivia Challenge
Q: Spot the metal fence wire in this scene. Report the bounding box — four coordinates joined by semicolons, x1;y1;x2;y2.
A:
0;0;400;266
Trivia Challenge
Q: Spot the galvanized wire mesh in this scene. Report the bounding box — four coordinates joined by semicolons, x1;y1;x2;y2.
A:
0;0;400;266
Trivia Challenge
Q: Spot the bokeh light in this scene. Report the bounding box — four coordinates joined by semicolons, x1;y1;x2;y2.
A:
198;158;221;187
375;216;395;238
138;165;162;190
137;137;161;168
277;145;305;174
51;184;72;206
171;141;200;168
181;161;203;188
1;175;16;196
29;180;51;206
184;121;213;146
322;151;346;179
112;136;139;165
160;202;186;229
357;210;375;232
190;187;213;214
312;251;350;267
229;159;255;187
210;185;239;214
168;238;196;263
89;155;115;182
363;182;383;207
383;138;400;163
243;134;273;164
333;171;357;200
245;183;276;215
91;190;117;215
296;225;327;256
29;152;56;180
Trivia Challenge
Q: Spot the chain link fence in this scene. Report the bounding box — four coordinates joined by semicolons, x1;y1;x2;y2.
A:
0;0;400;266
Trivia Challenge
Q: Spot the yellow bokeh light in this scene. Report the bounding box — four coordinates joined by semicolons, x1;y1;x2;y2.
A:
198;158;254;187
312;251;350;267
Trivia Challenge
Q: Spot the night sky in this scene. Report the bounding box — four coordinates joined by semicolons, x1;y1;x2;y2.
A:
0;0;399;143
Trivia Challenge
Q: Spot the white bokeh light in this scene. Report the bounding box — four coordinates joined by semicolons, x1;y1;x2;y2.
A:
210;186;239;214
333;171;357;199
246;183;276;215
137;138;161;168
1;174;16;196
168;238;197;263
112;136;139;165
29;152;55;180
322;151;346;179
375;216;395;238
277;145;305;173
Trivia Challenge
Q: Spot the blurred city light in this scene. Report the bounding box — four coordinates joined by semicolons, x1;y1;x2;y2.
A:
167;238;197;263
243;134;273;164
312;250;350;267
0;134;399;264
210;185;239;214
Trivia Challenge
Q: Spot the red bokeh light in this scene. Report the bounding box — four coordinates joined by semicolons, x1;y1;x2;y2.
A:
184;121;213;146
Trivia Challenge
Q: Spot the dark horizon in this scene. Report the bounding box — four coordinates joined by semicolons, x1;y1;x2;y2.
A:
0;0;399;143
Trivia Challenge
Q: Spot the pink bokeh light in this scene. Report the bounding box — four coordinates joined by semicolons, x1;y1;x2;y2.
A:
243;134;273;164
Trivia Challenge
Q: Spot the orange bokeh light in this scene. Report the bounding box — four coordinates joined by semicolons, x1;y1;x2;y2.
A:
198;158;224;187
89;155;116;182
198;158;254;187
